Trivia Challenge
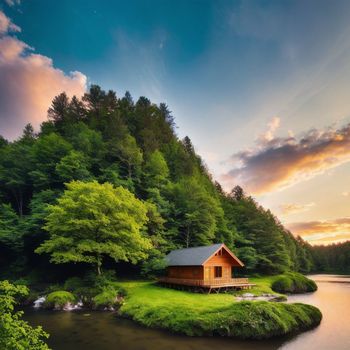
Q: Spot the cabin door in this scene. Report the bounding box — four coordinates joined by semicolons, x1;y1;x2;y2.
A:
204;267;211;281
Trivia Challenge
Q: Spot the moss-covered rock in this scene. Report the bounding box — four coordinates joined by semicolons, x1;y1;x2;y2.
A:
272;273;317;294
45;291;76;310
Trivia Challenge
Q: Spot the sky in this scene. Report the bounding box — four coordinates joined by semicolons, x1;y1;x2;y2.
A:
1;0;350;245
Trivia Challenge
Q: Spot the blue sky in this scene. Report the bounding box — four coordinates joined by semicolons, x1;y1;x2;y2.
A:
2;0;350;244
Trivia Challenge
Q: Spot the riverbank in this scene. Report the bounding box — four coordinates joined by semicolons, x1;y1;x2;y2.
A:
22;275;349;350
25;273;322;340
118;281;321;339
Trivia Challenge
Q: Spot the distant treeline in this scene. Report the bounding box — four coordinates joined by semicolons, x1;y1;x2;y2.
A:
312;241;350;273
0;85;348;281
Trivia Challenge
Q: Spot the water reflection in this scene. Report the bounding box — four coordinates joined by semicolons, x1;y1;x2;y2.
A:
280;275;350;350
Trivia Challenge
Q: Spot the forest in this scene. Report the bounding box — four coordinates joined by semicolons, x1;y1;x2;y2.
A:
0;85;349;285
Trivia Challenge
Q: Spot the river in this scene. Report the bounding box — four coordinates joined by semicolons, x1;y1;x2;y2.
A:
23;275;350;350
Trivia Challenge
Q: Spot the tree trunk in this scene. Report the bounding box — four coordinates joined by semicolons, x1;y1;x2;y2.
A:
96;258;102;275
186;226;190;248
127;163;132;179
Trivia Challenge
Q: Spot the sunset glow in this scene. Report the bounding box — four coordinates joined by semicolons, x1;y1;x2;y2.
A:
1;1;350;245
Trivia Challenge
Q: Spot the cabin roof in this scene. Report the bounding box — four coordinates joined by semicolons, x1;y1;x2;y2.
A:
165;243;244;267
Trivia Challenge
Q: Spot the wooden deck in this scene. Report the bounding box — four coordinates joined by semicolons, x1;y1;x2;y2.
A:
158;276;255;292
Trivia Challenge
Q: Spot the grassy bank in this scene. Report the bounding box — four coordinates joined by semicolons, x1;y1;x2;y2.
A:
118;281;322;339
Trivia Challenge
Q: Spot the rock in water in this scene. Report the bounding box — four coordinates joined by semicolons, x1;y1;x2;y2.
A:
33;296;46;308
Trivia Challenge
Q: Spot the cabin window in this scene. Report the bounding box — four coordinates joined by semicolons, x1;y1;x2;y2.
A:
214;266;222;278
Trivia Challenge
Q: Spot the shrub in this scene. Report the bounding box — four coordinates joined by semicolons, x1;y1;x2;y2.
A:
64;277;84;292
141;254;167;278
0;280;49;349
272;273;317;294
44;284;62;294
92;285;125;309
61;271;126;308
45;291;76;309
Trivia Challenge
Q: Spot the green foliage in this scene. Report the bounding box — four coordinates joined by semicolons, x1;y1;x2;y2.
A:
0;280;49;349
0;203;23;252
141;250;168;278
113;134;143;179
63;271;127;308
36;181;152;274
312;241;350;273
63;277;84;292
144;150;169;188
55;150;91;182
167;177;226;248
0;134;34;216
0;85;340;281
92;286;121;308
45;291;76;309
271;272;317;294
118;282;321;339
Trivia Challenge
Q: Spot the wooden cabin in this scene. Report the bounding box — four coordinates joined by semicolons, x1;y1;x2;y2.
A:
158;243;254;293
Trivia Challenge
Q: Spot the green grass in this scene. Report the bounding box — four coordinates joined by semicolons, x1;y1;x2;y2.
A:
118;281;322;339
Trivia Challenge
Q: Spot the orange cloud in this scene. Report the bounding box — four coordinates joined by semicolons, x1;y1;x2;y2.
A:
222;122;350;194
0;11;87;140
310;233;350;245
279;202;315;215
287;218;350;245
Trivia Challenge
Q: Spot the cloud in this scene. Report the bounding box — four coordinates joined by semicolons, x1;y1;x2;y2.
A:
0;11;87;140
309;233;350;245
287;218;350;245
258;116;280;144
342;191;349;197
0;10;20;34
222;121;350;194
279;202;315;216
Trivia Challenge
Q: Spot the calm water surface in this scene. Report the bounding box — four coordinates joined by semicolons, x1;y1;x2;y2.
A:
23;275;350;350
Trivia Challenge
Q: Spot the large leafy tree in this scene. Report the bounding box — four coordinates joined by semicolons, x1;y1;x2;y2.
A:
0;280;49;350
168;177;224;248
36;181;152;275
55;150;92;182
143;150;169;189
30;133;72;189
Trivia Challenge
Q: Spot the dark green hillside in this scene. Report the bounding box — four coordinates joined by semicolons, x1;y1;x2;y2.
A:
0;86;322;280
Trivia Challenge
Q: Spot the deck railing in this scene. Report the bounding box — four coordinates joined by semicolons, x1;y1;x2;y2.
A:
158;277;249;287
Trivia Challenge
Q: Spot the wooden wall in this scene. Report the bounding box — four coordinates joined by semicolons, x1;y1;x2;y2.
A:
167;266;203;279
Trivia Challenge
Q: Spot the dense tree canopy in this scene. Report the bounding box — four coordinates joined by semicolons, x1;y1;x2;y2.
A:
0;85;347;281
